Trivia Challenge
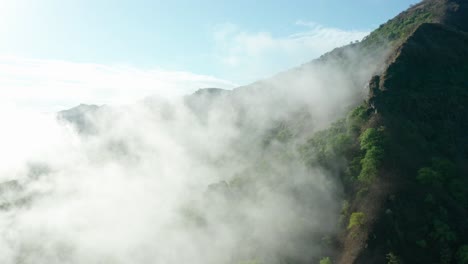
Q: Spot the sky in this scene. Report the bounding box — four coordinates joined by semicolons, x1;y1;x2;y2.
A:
0;0;421;111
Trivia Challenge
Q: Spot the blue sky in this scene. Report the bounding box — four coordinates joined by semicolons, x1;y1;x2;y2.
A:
0;0;420;110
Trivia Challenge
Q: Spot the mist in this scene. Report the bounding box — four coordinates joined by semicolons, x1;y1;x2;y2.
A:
0;43;389;264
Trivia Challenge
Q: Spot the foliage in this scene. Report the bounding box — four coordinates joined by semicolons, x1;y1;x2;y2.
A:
347;105;369;135
262;122;293;146
359;128;384;151
339;200;350;226
358;128;385;183
300;119;352;168
416;239;427;248
386;252;401;264
417;158;467;203
356;187;369;200
348;212;366;230
457;245;468;264
430;219;457;243
417;167;442;186
420;158;457;188
300;104;371;184
319;257;332;264
359;146;384;183
362;6;433;46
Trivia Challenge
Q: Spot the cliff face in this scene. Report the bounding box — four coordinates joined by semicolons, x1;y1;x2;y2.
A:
371;22;468;163
340;5;468;263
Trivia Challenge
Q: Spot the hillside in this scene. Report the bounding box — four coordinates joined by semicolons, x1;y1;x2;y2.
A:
350;23;468;264
18;0;468;263
240;2;468;262
329;1;468;263
205;0;468;263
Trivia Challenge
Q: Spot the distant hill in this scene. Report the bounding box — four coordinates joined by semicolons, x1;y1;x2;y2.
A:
57;103;101;133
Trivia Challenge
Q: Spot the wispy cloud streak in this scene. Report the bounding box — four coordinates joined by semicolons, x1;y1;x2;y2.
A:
213;21;369;82
0;56;237;111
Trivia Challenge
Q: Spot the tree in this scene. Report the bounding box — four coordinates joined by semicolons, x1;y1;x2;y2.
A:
457;245;468;264
348;212;366;229
417;167;442;185
386;252;400;264
358;128;385;183
319;257;332;264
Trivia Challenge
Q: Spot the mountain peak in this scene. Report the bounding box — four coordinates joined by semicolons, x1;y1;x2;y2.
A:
362;0;468;48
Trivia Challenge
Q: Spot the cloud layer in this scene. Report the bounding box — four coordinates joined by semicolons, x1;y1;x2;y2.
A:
0;33;392;263
0;56;237;112
0;15;391;263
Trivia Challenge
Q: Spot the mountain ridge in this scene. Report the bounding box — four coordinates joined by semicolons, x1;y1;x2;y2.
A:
53;1;468;263
334;2;468;262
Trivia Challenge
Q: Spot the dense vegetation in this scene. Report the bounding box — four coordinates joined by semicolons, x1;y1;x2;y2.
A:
289;2;468;262
362;4;434;47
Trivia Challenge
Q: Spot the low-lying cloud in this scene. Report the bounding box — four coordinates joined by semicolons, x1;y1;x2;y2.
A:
0;23;390;263
0;98;340;264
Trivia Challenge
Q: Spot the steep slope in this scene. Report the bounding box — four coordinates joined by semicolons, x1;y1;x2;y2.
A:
220;2;468;262
333;5;468;263
351;22;468;264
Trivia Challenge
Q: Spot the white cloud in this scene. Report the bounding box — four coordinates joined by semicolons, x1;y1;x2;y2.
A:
0;19;390;261
213;21;370;82
0;56;237;112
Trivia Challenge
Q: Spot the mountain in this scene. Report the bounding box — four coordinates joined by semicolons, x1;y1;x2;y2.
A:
58;103;101;133
49;0;468;263
331;1;468;263
202;0;468;263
